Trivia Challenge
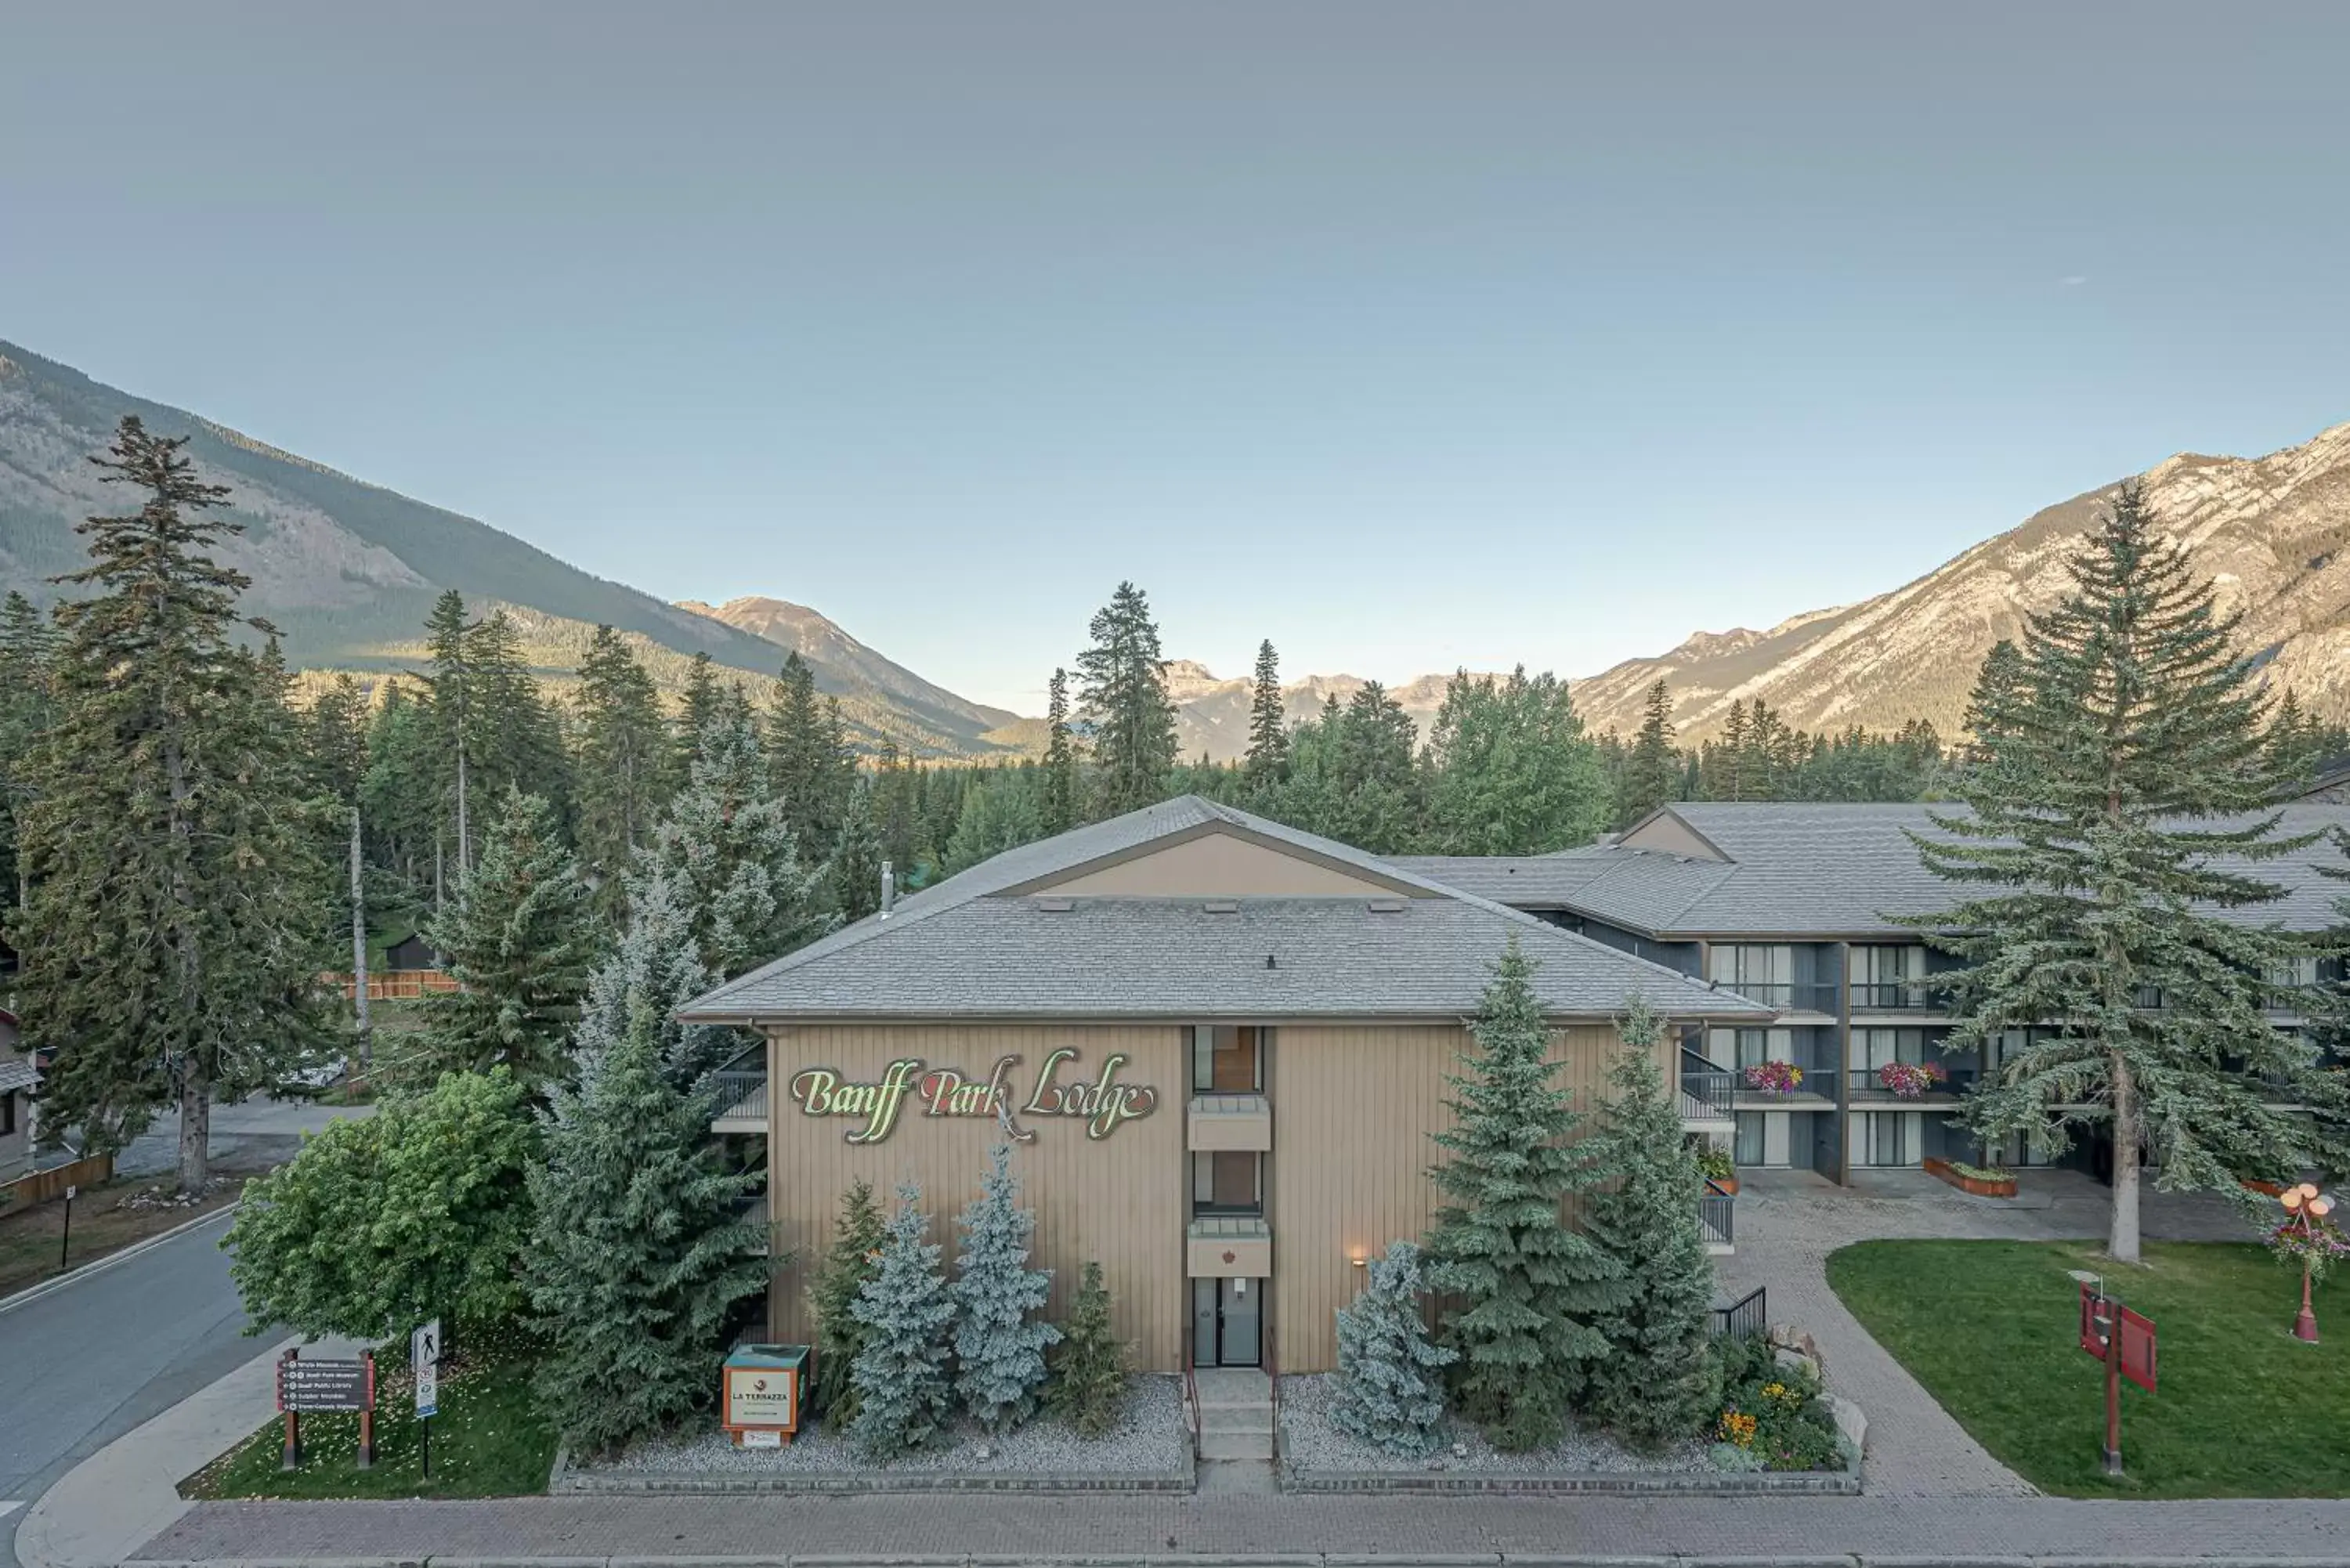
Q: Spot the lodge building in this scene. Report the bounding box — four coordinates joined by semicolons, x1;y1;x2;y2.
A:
679;794;2350;1375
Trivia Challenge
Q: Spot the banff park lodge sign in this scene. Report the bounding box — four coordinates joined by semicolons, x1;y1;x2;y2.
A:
788;1049;1158;1143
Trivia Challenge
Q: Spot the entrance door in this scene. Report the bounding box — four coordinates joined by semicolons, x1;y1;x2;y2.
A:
1191;1277;1263;1367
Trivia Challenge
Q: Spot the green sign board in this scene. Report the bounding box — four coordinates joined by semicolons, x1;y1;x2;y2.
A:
788;1049;1158;1143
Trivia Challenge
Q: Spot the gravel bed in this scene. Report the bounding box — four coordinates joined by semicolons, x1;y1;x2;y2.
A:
580;1375;1185;1477
1281;1373;1710;1475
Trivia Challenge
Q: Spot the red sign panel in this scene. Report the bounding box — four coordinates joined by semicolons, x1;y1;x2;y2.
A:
2077;1284;2156;1393
2117;1305;2157;1393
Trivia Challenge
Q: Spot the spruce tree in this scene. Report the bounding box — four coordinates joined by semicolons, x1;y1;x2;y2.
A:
1915;482;2342;1263
643;693;829;979
768;651;849;854
831;774;885;923
1617;679;1679;829
526;953;768;1455
676;651;721;770
0;591;60;909
572;624;674;905
1074;581;1180;818
848;1182;960;1459
1044;1259;1127;1436
571;866;732;1085
417;787;598;1086
952;1142;1060;1433
421;588;476;876
1580;999;1720;1451
1244;638;1290;787
808;1178;888;1424
465;608;572;817
1330;1239;1455;1455
1423;935;1624;1450
1040;668;1078;835
12;419;332;1192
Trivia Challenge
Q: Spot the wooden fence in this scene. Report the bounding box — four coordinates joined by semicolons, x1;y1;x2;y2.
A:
1;1151;114;1209
321;970;461;1002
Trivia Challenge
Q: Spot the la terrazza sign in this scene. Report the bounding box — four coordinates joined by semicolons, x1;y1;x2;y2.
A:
789;1049;1158;1143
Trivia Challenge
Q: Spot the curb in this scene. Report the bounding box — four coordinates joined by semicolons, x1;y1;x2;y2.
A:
114;1556;2350;1568
0;1200;240;1317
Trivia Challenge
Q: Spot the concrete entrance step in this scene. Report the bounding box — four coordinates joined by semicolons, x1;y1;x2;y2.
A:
1197;1429;1275;1461
1194;1456;1280;1494
1192;1367;1273;1405
1200;1404;1274;1433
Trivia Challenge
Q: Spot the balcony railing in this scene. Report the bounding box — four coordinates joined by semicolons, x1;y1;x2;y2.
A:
711;1050;768;1131
1850;980;1948;1011
1679;1046;1734;1121
1698;1180;1734;1251
1848;1065;1974;1101
1708;1285;1767;1339
1710;981;1840;1013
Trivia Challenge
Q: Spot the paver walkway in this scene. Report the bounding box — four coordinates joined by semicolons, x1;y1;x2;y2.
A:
1712;1165;2262;1497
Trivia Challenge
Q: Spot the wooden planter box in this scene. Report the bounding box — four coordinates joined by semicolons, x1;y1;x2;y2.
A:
2241;1179;2289;1198
1704;1172;1740;1195
1923;1156;2016;1198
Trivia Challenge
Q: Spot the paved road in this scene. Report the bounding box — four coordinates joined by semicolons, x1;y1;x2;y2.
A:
114;1097;371;1180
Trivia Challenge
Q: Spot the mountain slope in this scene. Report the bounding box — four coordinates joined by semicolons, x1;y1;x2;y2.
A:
679;595;1019;742
0;338;1017;754
1571;421;2350;742
1164;661;1467;763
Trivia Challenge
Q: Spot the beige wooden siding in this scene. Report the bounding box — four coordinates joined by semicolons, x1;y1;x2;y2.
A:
762;1024;1188;1372
1030;829;1422;898
1271;1021;1645;1373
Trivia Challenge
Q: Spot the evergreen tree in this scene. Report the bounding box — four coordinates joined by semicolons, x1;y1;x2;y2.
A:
643;695;829;978
0;591;61;909
1580;999;1720;1451
572;624;674;906
1712;700;1750;800
12;419;332;1192
1965;638;2028;765
942;765;1045;875
1040;668;1078;835
848;1182;960;1459
808;1179;888;1424
874;739;920;875
417;788;598;1086
421;588;476;876
677;651;721;770
359;677;443;900
768;652;848;854
465;609;572;818
1044;1259;1127;1436
952;1142;1060;1433
1617;679;1679;829
526;943;768;1455
1423;935;1624;1450
1915;483;2343;1263
569;865;732;1086
1243;638;1290;787
1074;581;1180;818
308;674;375;1066
1329;1239;1455;1455
832;774;886;923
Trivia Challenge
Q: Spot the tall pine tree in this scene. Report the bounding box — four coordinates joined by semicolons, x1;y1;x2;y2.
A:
767;651;850;856
572;624;674;905
1616;679;1679;829
1243;638;1290;787
1914;483;2343;1263
12;418;331;1192
0;591;61;909
1039;668;1078;835
1579;999;1719;1451
526;945;768;1454
417;787;598;1086
1073;581;1179;818
1422;935;1624;1450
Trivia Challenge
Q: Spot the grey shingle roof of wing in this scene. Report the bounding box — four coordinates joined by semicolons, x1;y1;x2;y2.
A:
1405;801;2350;938
678;795;1766;1021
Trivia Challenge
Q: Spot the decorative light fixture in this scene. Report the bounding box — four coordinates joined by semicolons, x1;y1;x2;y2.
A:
2272;1182;2340;1343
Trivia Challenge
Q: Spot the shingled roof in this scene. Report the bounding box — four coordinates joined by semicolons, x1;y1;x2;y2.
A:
1406;800;2350;939
678;795;1767;1023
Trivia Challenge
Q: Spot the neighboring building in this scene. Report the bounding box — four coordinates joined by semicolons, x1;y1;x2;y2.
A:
0;1007;34;1183
383;933;441;970
681;795;1766;1375
1401;800;2350;1185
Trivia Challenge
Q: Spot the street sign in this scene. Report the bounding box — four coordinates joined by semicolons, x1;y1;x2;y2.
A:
411;1318;441;1418
276;1357;375;1412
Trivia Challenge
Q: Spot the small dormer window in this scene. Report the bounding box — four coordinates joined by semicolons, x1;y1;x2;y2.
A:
1203;899;1238;914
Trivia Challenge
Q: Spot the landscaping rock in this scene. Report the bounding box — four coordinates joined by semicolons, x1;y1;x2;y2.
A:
1281;1373;1710;1477
1823;1393;1867;1458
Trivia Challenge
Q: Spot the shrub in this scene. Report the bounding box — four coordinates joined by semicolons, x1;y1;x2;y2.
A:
1045;1260;1128;1436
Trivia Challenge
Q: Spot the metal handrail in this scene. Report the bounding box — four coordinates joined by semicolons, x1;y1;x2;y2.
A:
1708;1285;1767;1339
1679;1046;1735;1118
1698;1179;1735;1249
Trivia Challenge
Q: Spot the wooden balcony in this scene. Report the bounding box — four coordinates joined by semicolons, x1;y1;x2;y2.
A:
1188;1093;1273;1151
1187;1215;1273;1277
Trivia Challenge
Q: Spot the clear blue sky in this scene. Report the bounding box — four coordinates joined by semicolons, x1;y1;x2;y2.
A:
6;3;2348;715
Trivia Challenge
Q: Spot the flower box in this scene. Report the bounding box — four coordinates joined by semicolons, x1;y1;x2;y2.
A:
1923;1156;2016;1198
1742;1060;1805;1096
1874;1060;1948;1100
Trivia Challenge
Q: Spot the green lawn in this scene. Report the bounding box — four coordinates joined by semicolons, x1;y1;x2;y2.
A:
1828;1239;2346;1498
181;1328;555;1500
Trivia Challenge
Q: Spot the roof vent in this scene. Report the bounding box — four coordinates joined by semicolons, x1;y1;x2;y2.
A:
1034;897;1075;912
1264;954;1278;970
1203;899;1238;914
1366;898;1406;913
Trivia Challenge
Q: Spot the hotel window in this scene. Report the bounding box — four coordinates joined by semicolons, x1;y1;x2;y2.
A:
1192;1026;1265;1093
1191;1151;1263;1216
1726;1027;1796;1070
1848;945;1926;1008
2266;956;2320;996
1711;945;1791;1006
1852;1028;1928;1071
0;1090;13;1136
1859;1111;1918;1166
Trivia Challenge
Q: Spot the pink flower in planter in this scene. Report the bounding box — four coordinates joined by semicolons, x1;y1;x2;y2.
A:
1743;1060;1804;1095
1875;1060;1948;1100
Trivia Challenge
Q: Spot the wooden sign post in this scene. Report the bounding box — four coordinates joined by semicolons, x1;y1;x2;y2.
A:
2077;1279;2157;1476
274;1347;379;1472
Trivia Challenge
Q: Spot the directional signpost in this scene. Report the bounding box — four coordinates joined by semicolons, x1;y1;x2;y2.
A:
275;1349;378;1471
411;1318;441;1480
2075;1277;2157;1476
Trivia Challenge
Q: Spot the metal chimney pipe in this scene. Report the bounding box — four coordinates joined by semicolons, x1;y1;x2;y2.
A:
880;859;895;918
